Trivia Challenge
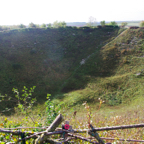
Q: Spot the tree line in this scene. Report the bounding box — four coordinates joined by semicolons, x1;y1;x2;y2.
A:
0;20;144;31
0;21;67;31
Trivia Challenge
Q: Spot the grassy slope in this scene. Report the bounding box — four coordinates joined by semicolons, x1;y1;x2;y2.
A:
54;28;144;109
0;27;121;110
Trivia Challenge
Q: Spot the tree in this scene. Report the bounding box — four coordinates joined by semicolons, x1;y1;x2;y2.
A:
87;16;97;27
47;23;52;28
41;23;46;28
18;24;26;28
53;21;66;28
100;20;105;26
0;26;3;31
59;21;66;27
139;21;144;27
121;22;127;27
29;22;37;28
108;21;118;26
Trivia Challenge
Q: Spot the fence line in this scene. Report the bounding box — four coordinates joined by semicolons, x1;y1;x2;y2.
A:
0;114;144;144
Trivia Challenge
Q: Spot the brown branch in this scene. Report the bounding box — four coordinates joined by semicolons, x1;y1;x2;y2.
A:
35;114;63;144
88;137;144;143
68;133;98;144
92;123;144;131
88;124;105;144
19;130;75;142
72;123;144;133
18;131;63;142
101;137;144;143
0;129;35;135
1;127;48;130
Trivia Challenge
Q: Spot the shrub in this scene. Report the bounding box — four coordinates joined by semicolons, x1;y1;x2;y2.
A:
41;23;46;28
29;22;37;28
53;21;66;28
100;20;105;26
108;21;118;27
139;21;144;27
121;22;127;27
18;24;26;28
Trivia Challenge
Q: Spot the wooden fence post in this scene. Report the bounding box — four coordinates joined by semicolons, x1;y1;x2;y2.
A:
35;114;63;144
88;124;105;144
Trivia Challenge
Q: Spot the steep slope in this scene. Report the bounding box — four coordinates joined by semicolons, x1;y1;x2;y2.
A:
0;27;121;109
56;28;144;107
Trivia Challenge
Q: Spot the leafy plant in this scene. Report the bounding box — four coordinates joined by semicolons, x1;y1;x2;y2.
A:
108;21;118;27
100;20;105;26
12;86;36;113
29;22;37;28
0;86;36;123
45;94;60;125
121;22;127;28
139;21;144;27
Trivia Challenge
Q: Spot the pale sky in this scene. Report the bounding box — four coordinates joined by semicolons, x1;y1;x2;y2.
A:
0;0;144;25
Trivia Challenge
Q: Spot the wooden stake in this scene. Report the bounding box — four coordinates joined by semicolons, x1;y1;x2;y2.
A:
35;114;63;144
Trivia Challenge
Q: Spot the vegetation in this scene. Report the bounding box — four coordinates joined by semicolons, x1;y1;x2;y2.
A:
0;25;144;143
139;20;144;27
100;20;105;26
108;21;118;26
121;22;128;27
18;24;26;28
52;21;66;28
47;23;52;28
86;16;97;27
40;23;47;28
28;22;37;28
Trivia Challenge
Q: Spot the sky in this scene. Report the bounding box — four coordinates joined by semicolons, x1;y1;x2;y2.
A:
0;0;144;25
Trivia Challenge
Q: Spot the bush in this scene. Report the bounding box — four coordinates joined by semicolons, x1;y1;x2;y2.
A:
41;23;46;28
139;21;144;27
29;22;37;28
52;21;66;28
108;21;118;27
18;24;26;28
121;22;127;28
100;20;105;26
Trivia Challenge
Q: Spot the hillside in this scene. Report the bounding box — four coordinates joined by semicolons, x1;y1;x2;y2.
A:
0;27;122;110
0;27;144;143
54;27;144;108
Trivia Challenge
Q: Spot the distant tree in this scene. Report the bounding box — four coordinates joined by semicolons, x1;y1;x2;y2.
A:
100;20;105;26
18;24;26;28
29;22;37;28
139;21;144;27
41;23;46;28
53;21;66;28
59;21;66;27
87;16;97;27
108;21;118;26
121;22;127;27
0;26;3;31
47;23;52;28
36;24;40;28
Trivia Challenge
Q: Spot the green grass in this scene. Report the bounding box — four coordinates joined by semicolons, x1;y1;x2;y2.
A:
0;27;122;110
0;27;144;143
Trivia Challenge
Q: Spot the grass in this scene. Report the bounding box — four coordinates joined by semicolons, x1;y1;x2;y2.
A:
0;27;144;143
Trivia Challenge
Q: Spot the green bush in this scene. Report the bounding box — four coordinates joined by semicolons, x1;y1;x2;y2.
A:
108;21;118;27
18;24;26;28
100;20;105;26
121;22;127;27
139;21;144;27
29;22;37;28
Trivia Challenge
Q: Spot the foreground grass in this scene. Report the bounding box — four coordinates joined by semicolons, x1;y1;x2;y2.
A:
0;96;144;143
